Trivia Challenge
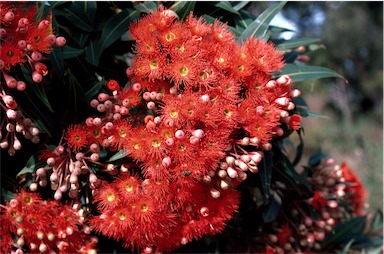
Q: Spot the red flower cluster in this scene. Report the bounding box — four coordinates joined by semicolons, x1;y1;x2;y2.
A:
263;159;368;253
27;7;303;253
0;190;96;254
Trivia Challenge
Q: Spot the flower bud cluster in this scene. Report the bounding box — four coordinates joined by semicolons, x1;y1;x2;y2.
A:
0;190;96;254
0;92;40;155
262;159;368;253
0;2;66;88
31;141;110;201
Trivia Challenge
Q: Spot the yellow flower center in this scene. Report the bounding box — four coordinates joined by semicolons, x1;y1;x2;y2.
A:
179;66;189;76
107;193;115;202
149;60;158;69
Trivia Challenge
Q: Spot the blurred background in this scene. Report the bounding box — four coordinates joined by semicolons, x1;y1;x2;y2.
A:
250;2;383;210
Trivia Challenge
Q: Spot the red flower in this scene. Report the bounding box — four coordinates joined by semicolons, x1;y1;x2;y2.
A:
276;224;292;245
289;114;302;130
312;191;327;210
65;124;89;151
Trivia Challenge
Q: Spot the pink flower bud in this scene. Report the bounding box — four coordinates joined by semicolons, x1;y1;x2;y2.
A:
126;67;134;78
50;172;58;182
89;173;98;183
13;139;22;150
150;91;157;100
165;138;174;146
290;89;301;98
54;189;62;200
192;129;204;139
200;207;209;217
0;140;9;149
143;92;151;101
201;94;210;102
85;117;94;126
225;156;235;165
69;174;78;184
6;109;17;119
227;167;238;178
256;106;264;114
3;72;17;88
189;136;199;144
104;122;114;131
175;130;185;139
132;82;141;91
97;104;106;112
0;28;6;38
210;189;221;198
17;40;27;49
237;160;248;171
155;93;163;100
119;106;129;115
266;80;276;88
4;11;15;21
276;75;291;85
98;93;109;102
90;153;99;162
44;34;56;46
32;71;43;83
203;175;211;183
38;20;50;29
92;117;102;126
147;101;156;110
31;51;42;61
90;143;100;153
162;156;171;167
55;36;66;46
275;97;289;106
90;99;99;108
220;179;229;190
16;81;26;91
18;18;29;27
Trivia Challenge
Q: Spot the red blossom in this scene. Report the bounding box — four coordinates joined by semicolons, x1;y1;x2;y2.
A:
289;114;302;130
312;191;327;210
65;124;89;151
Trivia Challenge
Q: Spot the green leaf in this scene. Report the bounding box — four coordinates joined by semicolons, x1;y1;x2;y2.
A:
262;191;282;223
73;32;90;48
370;210;383;233
85;36;100;66
85;78;104;102
239;1;286;42
20;67;54;113
170;1;195;20
1;187;15;202
233;1;250;11
296;105;329;118
214;2;239;14
99;8;140;52
34;2;47;21
337;239;355;254
134;1;158;13
50;15;64;77
308;149;327;168
292;130;304;166
62;2;94;32
234;10;256;35
16;154;47;178
107;150;129;162
259;151;272;199
68;71;88;119
62;45;84;59
276;38;322;51
276;64;346;82
321;216;367;248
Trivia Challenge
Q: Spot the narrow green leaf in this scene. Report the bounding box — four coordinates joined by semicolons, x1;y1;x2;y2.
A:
20;66;54;112
1;187;15;202
85;36;100;66
50;15;64;77
283;51;300;64
337;239;355;254
85;78;104;102
234;10;255;34
34;2;47;21
83;1;97;22
49;1;69;9
321;216;367;248
73;32;90;48
370;210;383;232
233;1;250;11
296;105;329;118
107;150;129;162
239;1;286;42
276;64;346;82
134;1;158;13
214;2;239;14
170;1;195;20
262;191;282;223
259;151;272;199
68;71;88;118
16;154;46;178
292;130;304;166
21;91;53;136
277;38;322;51
308;149;327;168
62;45;84;59
62;2;94;32
99;8;140;52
